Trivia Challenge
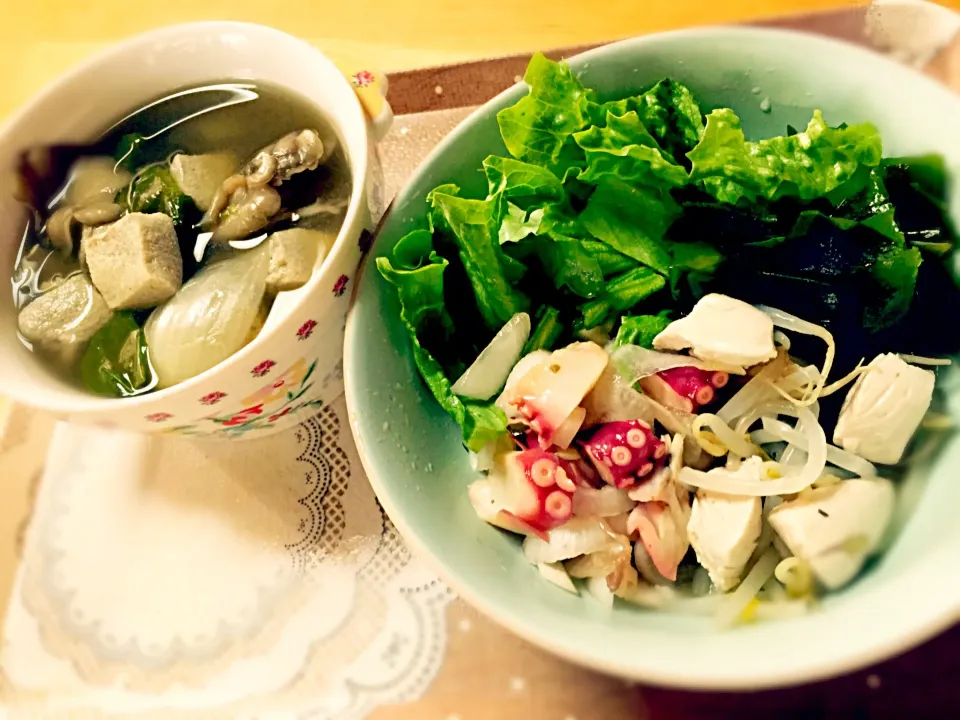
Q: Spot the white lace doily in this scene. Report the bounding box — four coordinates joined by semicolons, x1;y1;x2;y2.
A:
0;396;453;719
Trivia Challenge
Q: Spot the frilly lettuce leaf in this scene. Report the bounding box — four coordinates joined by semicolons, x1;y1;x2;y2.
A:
497;53;592;178
579;177;678;274
590;79;705;164
483;156;564;202
578;266;667;329
499;203;544;244
613;312;672;348
574;110;689;188
377;230;507;452
530;202;605;298
428;188;530;329
688;109;882;206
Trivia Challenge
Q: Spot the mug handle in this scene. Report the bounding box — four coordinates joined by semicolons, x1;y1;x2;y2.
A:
346;69;394;143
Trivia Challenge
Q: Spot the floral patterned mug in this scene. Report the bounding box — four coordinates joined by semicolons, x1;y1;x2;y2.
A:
0;22;392;438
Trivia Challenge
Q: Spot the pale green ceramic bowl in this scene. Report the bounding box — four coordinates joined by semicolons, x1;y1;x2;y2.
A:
345;27;960;689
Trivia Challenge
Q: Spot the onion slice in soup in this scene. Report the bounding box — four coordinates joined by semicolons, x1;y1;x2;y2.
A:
145;245;270;387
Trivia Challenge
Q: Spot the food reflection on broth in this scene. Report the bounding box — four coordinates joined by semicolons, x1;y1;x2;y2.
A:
10;81;352;397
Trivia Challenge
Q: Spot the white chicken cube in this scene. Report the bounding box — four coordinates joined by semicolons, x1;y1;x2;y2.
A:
768;477;895;590
833;354;934;465
687;491;762;591
653;293;776;370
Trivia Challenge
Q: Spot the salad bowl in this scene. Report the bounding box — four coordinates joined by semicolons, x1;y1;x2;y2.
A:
345;26;960;688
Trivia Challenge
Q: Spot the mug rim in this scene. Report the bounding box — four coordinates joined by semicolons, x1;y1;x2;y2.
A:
0;21;372;414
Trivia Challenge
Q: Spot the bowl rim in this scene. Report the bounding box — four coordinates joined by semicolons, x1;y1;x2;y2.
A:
0;21;371;415
345;24;960;689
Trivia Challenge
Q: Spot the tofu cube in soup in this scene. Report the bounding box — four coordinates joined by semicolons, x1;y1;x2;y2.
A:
83;212;183;310
18;274;113;351
265;227;333;294
169;153;239;212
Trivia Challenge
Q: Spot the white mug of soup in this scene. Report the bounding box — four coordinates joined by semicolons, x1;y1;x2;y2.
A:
0;22;392;438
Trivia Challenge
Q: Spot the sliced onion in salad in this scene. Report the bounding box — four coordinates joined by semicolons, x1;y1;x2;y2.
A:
679;405;826;496
611;344;746;380
521;517;614;564
757;305;835;407
537;562;578;594
717;351;789;424
585;575;615;608
633;541;671;586
755;416;877;478
582;365;656;426
452;312;530;400
565;538;631;580
572;486;636;517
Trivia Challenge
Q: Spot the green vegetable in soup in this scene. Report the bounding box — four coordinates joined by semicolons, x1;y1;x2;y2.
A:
80;312;154;397
121;165;190;225
114;133;147;172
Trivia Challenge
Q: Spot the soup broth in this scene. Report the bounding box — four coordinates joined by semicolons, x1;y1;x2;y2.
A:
11;81;351;397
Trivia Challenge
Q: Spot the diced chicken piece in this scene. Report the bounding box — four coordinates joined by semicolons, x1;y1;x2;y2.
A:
687;491;762;591
833;353;935;465
653;293;776;369
768;478;895;590
83;212;183;310
17;274;113;355
265;227;334;294
169;153;239;211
